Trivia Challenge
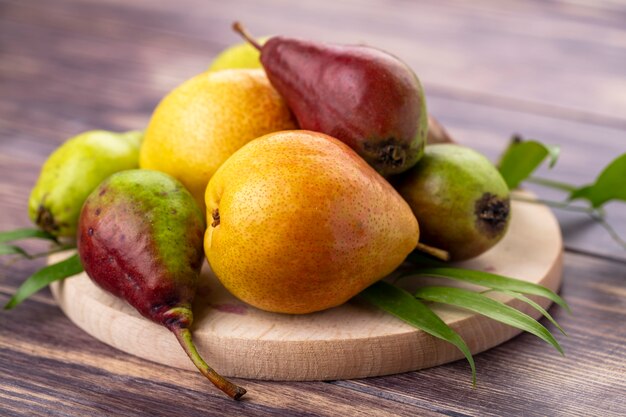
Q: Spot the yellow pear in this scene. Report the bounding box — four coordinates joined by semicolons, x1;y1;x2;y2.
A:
140;69;297;208
208;37;269;71
204;130;419;314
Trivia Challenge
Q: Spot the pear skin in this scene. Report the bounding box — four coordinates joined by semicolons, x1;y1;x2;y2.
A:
78;170;245;399
209;37;269;71
394;144;510;261
140;69;297;209
204;130;419;314
233;23;427;177
29;130;142;237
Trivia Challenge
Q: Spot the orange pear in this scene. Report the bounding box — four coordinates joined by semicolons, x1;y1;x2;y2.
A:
204;130;419;314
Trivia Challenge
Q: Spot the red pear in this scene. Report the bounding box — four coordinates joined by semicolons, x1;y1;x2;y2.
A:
234;22;428;177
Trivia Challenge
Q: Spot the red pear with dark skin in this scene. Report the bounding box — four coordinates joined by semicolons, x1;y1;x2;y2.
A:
77;170;246;400
233;22;428;177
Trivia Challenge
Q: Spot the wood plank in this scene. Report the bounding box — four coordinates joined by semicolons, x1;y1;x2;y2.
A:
4;0;625;122
0;263;438;417
333;251;626;417
48;196;562;381
0;229;623;415
1;0;625;260
1;0;625;414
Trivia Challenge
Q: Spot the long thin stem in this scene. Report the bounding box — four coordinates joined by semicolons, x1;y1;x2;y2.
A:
589;213;626;250
415;242;450;262
512;194;596;214
526;176;577;193
232;22;263;51
513;194;626;250
172;326;247;400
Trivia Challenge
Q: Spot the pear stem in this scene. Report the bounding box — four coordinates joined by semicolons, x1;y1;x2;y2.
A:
415;242;450;262
172;326;247;400
232;21;262;51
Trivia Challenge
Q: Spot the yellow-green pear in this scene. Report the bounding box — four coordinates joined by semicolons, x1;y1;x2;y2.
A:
209;37;269;71
29;130;142;237
394;144;510;260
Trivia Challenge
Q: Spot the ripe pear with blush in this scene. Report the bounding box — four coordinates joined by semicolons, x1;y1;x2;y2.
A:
204;130;419;314
233;23;428;177
78;170;246;399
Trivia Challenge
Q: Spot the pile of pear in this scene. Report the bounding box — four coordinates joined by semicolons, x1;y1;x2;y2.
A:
144;24;511;314
30;24;511;317
26;24;512;399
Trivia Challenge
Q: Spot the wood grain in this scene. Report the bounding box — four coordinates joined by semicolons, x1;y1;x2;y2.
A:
48;196;562;381
1;0;625;415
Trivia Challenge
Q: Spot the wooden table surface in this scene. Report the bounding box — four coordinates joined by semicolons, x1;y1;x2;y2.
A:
1;0;625;416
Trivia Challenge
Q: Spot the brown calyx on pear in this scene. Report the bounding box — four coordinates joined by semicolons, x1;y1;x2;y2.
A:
393;144;510;261
233;22;428;177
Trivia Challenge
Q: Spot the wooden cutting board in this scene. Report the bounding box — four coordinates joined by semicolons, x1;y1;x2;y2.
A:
49;196;562;381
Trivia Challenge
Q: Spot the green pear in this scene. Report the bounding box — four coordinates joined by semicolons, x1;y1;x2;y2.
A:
29;130;142;237
394;144;510;261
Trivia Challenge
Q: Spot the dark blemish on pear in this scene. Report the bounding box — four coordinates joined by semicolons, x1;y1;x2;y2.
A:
36;204;59;234
211;208;220;227
475;193;511;238
78;170;246;400
366;139;407;169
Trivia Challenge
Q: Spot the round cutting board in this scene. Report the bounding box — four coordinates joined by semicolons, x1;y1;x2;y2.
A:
50;196;562;381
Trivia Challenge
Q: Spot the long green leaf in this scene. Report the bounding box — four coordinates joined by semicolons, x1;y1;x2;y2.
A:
570;153;626;208
404;267;570;313
496;289;566;335
405;250;445;267
0;228;58;243
4;254;83;309
360;281;476;384
0;244;30;257
498;138;560;189
415;286;563;355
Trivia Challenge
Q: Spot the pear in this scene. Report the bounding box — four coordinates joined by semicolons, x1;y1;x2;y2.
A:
204;130;419;314
140;69;297;209
78;170;246;399
208;37;269;71
394;144;510;261
233;23;428;177
29;130;142;237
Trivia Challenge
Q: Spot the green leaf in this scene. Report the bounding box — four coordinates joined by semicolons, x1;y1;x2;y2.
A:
0;228;58;243
569;153;626;208
0;244;30;258
405;250;446;267
360;281;476;384
415;286;563;355
4;254;83;309
496;289;566;336
498;139;560;189
404;267;570;313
